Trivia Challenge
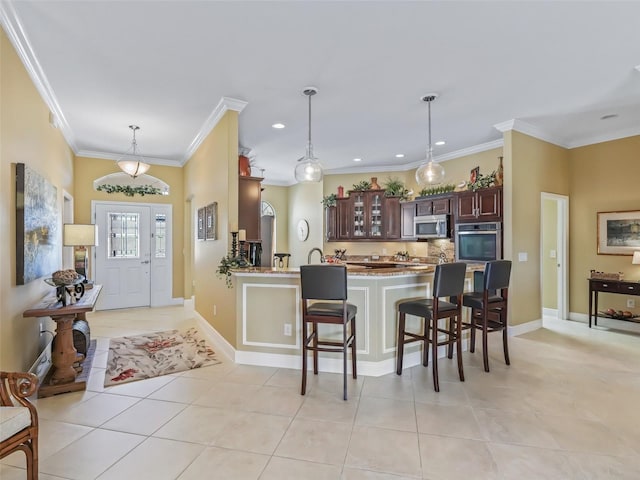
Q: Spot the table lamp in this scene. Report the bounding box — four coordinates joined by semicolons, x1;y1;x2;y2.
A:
63;224;98;285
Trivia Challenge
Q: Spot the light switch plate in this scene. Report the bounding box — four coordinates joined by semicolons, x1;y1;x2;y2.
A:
518;252;528;262
549;250;556;258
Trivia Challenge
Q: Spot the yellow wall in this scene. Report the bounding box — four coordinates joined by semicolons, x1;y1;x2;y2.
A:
506;131;570;325
569;135;640;313
1;30;75;370
288;182;324;266
261;185;289;258
542;198;558;309
183;111;239;346
73;157;185;299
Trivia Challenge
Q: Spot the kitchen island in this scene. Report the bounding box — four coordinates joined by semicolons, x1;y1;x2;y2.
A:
231;264;480;376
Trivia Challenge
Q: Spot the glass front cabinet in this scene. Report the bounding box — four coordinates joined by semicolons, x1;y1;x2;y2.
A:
335;190;397;240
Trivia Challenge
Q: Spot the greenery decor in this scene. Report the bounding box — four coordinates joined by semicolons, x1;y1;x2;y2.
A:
382;177;411;201
96;184;163;197
468;171;497;192
351;180;372;191
419;183;456;197
216;254;242;288
321;193;338;208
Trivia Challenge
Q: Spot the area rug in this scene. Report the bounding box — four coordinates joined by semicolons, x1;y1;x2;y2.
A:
104;327;221;387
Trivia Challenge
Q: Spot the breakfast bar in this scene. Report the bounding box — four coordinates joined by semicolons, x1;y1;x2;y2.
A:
233;264;479;376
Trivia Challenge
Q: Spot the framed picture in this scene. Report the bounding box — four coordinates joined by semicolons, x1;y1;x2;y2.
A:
205;202;217;240
16;163;60;284
197;207;205;240
470;166;479;184
597;210;640;255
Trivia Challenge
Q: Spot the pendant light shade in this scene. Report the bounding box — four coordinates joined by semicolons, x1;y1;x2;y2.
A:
117;125;150;178
415;94;445;187
294;87;323;183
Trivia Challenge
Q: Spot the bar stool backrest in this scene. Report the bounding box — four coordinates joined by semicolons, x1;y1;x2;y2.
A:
300;265;348;301
484;260;512;292
433;262;467;298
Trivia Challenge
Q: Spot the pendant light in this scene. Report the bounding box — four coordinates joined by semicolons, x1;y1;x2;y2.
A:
415;94;445;186
117;125;150;178
294;87;323;183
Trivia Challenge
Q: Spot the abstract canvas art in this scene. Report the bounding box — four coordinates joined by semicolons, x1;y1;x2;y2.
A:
16;163;60;284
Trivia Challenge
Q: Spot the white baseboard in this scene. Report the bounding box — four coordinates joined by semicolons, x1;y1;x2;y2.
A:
542;307;558;318
194;311;237;362
508;319;542;336
183;296;195;314
29;340;52;387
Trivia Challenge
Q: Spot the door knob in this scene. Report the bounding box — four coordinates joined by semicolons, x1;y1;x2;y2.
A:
141;260;150;264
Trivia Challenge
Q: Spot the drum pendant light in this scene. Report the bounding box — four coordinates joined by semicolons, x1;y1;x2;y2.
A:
415;94;445;186
294;87;323;183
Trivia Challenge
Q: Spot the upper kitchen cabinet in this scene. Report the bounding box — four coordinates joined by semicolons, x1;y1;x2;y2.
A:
455;186;502;223
401;201;417;240
415;194;453;216
330;190;401;241
239;175;263;241
325;205;337;241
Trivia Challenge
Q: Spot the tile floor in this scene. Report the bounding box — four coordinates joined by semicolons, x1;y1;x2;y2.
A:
2;306;640;479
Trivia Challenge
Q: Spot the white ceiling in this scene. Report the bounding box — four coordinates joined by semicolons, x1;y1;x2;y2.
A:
3;1;640;185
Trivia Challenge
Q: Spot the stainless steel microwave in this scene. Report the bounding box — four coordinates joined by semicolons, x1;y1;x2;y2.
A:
414;214;449;239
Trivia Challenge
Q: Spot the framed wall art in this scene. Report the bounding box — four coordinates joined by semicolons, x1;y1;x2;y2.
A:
597;210;640;255
16;163;60;284
205;202;217;240
197;207;205;240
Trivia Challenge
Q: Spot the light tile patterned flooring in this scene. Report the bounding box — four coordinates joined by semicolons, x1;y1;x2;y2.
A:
2;306;640;479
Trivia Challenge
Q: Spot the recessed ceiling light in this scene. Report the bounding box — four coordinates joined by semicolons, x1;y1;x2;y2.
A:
395;154;405;158
435;141;446;146
272;123;285;129
353;158;362;162
600;114;618;120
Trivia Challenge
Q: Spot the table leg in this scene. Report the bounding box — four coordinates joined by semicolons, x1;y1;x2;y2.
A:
594;291;598;327
588;288;592;328
50;314;78;384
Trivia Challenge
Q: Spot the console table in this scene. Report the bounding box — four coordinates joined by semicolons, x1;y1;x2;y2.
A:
23;285;102;397
588;279;640;328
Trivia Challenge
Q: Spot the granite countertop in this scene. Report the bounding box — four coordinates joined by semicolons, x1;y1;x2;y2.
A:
232;262;484;277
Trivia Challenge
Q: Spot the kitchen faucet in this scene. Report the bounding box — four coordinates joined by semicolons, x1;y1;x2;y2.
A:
308;248;325;264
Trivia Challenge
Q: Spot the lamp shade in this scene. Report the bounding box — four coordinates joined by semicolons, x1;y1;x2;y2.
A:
117;159;150;178
633;251;640;265
63;224;98;247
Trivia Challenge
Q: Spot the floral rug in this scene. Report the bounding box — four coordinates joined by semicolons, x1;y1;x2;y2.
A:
104;327;221;387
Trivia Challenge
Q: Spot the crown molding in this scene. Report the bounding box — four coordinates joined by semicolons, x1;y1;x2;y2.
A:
0;1;78;152
182;96;248;165
326;138;504;176
76;150;180;167
566;125;640;149
494;119;569;148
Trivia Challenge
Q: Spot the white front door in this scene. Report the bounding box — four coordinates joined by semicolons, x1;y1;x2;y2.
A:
94;203;151;310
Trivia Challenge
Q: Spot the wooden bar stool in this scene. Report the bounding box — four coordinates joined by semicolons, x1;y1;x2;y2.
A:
300;265;356;400
462;260;512;372
396;262;467;392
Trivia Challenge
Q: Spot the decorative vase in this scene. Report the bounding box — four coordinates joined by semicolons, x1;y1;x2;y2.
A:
495;156;504;186
370;177;380;190
239;155;251;177
337;185;344;198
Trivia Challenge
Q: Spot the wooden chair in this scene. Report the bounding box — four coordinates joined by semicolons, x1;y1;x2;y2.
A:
300;265;357;400
0;372;39;480
462;260;512;372
396;262;467;392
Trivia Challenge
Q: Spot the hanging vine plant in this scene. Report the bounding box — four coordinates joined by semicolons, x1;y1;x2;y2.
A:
96;184;164;197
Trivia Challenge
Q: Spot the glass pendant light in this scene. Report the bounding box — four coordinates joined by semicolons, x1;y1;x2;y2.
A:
415;94;445;186
117;125;150;178
294;87;323;183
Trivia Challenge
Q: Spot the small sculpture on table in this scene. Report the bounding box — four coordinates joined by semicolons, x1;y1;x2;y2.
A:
44;269;85;306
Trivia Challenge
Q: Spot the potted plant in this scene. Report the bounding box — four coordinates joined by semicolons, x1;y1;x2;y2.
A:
321;193;338;208
216;254;242;288
468;171;497;192
351;180;372;191
382;177;411;201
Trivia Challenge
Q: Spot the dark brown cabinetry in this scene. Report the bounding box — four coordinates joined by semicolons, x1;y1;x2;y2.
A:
415;194;452;216
330;190;401;241
238;176;263;241
401;201;417;240
325;206;337;241
455;186;502;223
